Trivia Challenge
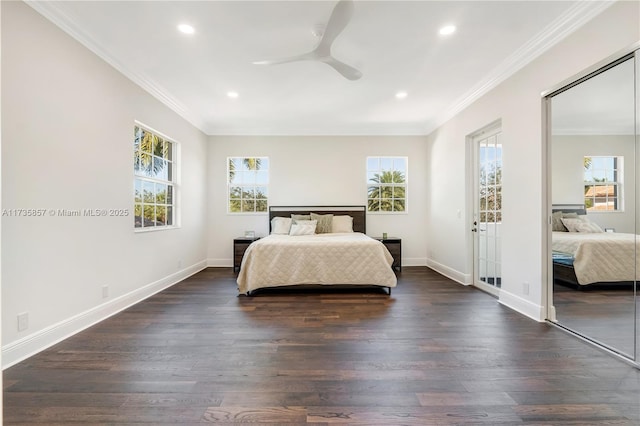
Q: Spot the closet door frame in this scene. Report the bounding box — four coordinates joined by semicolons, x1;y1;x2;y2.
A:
542;41;640;367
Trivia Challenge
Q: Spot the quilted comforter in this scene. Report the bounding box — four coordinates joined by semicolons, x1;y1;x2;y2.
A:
237;233;397;294
552;231;639;285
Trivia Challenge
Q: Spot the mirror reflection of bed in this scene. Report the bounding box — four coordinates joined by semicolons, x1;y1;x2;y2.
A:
551;205;636;356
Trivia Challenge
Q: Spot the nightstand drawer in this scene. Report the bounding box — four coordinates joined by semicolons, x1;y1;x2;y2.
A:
234;237;260;272
374;237;401;272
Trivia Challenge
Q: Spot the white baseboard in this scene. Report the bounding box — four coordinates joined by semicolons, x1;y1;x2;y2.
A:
426;258;472;285
2;260;208;369
425;259;544;322
499;290;545;322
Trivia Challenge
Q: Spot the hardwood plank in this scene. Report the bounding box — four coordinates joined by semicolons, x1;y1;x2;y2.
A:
306;405;524;424
201;406;308;423
416;391;517;406
514;404;627;422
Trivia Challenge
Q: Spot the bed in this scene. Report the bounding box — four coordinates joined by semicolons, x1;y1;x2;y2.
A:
236;206;397;295
551;205;638;286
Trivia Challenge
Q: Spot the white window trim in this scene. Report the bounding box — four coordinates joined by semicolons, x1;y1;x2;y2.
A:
134;121;180;232
366;156;409;214
227;156;269;215
583;155;623;213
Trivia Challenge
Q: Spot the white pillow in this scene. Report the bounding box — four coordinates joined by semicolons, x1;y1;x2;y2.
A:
271;217;292;234
560;218;582;232
331;215;354;233
561;217;603;233
289;220;317;236
577;217;604;233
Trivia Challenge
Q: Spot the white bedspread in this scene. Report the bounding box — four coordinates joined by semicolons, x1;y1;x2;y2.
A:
237;232;397;294
552;231;639;285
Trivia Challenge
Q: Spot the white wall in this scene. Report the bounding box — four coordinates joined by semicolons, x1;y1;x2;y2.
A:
425;1;640;320
206;135;428;267
0;0;4;411
1;1;209;367
552;135;635;233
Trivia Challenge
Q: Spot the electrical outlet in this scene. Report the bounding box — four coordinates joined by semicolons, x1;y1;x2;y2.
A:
523;282;530;295
102;285;109;299
17;312;28;332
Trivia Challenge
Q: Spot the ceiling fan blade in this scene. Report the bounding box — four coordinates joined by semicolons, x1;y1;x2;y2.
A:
322;56;362;81
317;0;354;55
251;0;361;81
252;51;317;66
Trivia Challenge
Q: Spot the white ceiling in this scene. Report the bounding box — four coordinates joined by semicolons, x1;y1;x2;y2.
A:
29;1;613;136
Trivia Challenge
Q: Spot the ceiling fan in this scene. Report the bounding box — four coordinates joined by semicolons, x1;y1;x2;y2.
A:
253;0;362;81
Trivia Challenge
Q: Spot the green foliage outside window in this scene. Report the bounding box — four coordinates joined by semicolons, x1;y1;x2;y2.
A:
228;157;268;213
134;125;175;228
479;166;502;223
367;157;407;212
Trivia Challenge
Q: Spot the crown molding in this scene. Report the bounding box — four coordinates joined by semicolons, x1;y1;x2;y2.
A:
205;123;429;136
25;1;209;134
424;0;616;135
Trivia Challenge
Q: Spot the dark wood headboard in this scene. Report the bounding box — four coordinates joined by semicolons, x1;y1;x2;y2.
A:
269;206;366;233
552;204;587;215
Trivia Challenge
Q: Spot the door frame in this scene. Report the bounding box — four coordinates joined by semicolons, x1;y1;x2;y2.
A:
467;119;502;297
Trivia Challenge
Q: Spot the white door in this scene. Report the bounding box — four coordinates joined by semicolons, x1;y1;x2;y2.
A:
472;126;503;295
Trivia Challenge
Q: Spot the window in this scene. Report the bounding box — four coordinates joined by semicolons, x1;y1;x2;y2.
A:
584;156;622;211
367;157;407;212
227;157;269;213
479;140;502;223
134;125;175;229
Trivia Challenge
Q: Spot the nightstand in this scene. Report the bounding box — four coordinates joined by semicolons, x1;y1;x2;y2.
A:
233;236;260;272
374;237;401;272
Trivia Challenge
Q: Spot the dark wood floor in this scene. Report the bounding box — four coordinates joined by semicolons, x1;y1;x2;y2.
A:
553;281;636;357
4;267;640;425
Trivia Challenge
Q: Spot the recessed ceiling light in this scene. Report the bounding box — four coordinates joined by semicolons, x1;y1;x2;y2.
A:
439;25;456;36
227;91;239;99
395;91;408;99
177;24;195;35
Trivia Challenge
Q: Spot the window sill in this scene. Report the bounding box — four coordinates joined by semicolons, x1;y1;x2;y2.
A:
134;225;180;233
367;211;409;215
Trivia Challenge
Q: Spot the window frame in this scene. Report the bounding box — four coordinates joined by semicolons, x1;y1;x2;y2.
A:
583;155;623;212
478;139;502;224
366;156;408;214
134;122;178;232
227;157;269;214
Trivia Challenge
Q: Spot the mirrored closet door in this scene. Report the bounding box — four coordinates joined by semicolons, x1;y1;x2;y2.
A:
546;48;638;362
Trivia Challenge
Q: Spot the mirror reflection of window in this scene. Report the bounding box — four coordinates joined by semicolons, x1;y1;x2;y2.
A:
583;156;622;211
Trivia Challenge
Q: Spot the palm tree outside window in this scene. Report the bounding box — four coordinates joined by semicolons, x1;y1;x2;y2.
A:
367;157;407;212
227;157;269;213
134;124;176;229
